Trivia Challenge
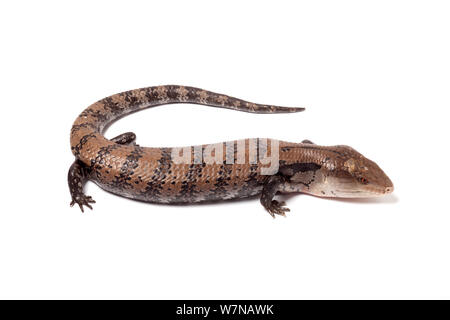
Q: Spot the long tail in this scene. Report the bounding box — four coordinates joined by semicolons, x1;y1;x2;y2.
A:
78;85;303;132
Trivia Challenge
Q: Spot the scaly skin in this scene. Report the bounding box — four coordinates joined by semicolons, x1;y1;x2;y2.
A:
69;85;393;217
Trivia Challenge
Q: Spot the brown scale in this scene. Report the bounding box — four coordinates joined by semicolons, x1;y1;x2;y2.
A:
69;85;394;217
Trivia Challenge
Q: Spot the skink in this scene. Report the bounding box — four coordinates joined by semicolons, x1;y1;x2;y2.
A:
69;85;393;217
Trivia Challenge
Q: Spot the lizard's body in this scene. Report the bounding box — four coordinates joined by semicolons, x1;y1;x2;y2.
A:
69;85;393;217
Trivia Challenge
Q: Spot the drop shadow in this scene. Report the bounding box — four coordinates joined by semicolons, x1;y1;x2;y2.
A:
277;192;399;204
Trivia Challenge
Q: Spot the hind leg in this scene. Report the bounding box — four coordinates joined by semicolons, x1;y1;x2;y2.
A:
68;159;95;212
111;132;136;145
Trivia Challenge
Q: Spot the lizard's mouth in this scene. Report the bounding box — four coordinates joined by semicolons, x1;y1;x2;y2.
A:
323;176;394;198
335;184;394;198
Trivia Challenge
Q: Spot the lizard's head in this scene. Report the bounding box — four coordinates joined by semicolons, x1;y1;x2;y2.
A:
319;145;394;198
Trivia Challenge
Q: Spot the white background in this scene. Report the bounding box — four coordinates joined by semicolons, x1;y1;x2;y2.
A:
0;0;449;299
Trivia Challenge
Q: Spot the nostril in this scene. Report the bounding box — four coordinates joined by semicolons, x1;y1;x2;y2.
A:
385;186;394;193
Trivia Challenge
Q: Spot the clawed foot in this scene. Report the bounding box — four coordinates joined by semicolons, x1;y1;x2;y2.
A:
265;200;290;218
70;194;96;212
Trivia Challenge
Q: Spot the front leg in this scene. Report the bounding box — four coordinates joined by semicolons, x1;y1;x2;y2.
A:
68;159;95;212
260;175;290;218
111;132;136;145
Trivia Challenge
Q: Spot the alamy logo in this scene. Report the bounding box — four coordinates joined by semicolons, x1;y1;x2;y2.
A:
171;138;279;175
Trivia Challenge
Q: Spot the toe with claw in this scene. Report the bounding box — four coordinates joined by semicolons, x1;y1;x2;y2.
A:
266;200;290;218
70;194;96;213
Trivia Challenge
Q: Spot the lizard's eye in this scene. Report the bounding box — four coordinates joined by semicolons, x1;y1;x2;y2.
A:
359;177;369;185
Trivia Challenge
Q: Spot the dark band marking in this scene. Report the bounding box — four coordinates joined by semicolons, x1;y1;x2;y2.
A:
71;133;96;157
279;162;321;189
279;162;321;176
112;145;144;190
